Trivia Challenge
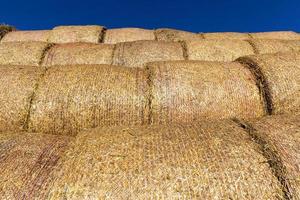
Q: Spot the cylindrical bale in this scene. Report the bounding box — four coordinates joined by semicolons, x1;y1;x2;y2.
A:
48;25;104;43
0;65;43;132
185;39;254;62
248;114;300;199
1;30;50;43
104;28;155;44
155;28;201;41
250;31;300;40
0;25;15;40
203;32;250;40
237;52;300;115
148;61;265;124
112;40;184;68
249;39;300;54
0;132;72;199
42;43;114;66
28;65;149;136
0;42;51;66
46;121;283;199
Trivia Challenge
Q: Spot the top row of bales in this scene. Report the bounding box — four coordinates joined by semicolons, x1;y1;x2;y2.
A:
1;25;300;44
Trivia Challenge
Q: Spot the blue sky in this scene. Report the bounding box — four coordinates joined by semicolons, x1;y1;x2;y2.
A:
1;0;300;32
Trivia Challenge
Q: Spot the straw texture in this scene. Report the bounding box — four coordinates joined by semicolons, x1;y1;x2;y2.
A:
28;65;148;136
148;61;265;124
247;114;300;199
1;30;50;42
155;28;201;41
48;25;104;43
0;65;43;132
42;43;114;66
46;121;283;199
237;52;300;115
185;39;254;61
0;132;72;199
250;31;300;40
249;39;300;54
203;32;250;40
112;40;184;67
104;28;155;44
0;42;51;66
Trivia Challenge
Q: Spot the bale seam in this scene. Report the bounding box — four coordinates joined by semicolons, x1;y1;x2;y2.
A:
145;64;154;124
236;58;273;115
246;40;259;54
99;27;107;43
232;118;293;200
179;41;189;60
23;44;56;130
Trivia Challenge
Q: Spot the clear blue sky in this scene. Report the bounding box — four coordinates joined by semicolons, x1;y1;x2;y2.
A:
2;0;300;32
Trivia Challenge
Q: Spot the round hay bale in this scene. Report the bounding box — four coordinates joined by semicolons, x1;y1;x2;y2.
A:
185;39;254;61
237;52;300;115
104;28;155;44
0;65;43;132
250;31;300;40
42;43;114;66
0;42;51;66
28;64;149;136
0;25;15;40
203;32;250;40
48;25;104;43
46;121;283;199
248;39;300;54
147;61;265;124
0;132;72;199
1;30;50;43
112;40;184;68
248;114;300;199
155;28;201;41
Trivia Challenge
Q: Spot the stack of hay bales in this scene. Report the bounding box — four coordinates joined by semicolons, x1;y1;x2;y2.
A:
0;24;300;198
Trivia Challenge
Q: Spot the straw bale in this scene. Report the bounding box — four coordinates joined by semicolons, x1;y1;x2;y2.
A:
104;28;155;44
0;42;51;66
249;39;300;54
48;25;104;43
185;39;254;61
250;31;300;40
28;64;148;136
203;32;250;40
1;30;50;42
148;61;265;124
0;25;15;40
0;65;43;132
155;28;201;41
237;52;300;115
42;42;114;66
46;121;283;199
113;40;184;67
